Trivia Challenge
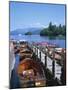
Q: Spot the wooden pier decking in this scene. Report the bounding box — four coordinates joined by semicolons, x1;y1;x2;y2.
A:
29;42;66;85
10;40;66;88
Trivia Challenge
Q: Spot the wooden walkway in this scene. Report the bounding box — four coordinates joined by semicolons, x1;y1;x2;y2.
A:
28;42;66;85
10;40;66;88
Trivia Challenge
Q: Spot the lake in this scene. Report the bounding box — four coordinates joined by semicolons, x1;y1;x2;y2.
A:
10;35;66;48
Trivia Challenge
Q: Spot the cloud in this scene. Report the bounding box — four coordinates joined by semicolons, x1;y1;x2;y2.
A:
30;22;46;28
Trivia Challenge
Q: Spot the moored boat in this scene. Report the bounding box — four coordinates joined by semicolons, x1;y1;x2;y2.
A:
17;58;46;87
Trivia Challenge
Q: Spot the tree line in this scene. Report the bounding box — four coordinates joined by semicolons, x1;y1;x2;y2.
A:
40;22;66;37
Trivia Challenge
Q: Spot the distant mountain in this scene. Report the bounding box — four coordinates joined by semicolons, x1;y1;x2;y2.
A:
10;28;28;35
10;27;43;35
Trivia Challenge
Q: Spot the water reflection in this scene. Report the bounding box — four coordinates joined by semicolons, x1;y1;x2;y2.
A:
10;35;65;48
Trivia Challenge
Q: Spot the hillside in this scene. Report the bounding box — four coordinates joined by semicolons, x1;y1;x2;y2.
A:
10;28;42;35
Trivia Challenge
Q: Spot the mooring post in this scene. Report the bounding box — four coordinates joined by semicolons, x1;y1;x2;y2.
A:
52;49;55;78
45;54;47;70
60;50;66;85
33;46;35;52
35;46;36;55
39;50;41;61
36;46;37;55
37;47;38;57
52;60;55;78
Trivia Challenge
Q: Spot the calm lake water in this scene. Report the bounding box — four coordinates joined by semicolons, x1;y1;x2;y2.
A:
10;35;66;48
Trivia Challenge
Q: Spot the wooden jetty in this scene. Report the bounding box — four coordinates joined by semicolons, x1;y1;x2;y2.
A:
10;40;66;88
29;42;66;85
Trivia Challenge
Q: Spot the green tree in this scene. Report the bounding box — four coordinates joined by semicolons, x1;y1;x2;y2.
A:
40;22;66;37
25;31;32;35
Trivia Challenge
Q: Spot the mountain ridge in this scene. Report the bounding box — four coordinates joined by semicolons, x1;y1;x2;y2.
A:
10;27;43;35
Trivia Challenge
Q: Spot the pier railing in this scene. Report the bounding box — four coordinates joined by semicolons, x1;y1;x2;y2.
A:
28;42;66;84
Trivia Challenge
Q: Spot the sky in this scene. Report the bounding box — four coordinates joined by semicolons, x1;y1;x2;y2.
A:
10;2;66;31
